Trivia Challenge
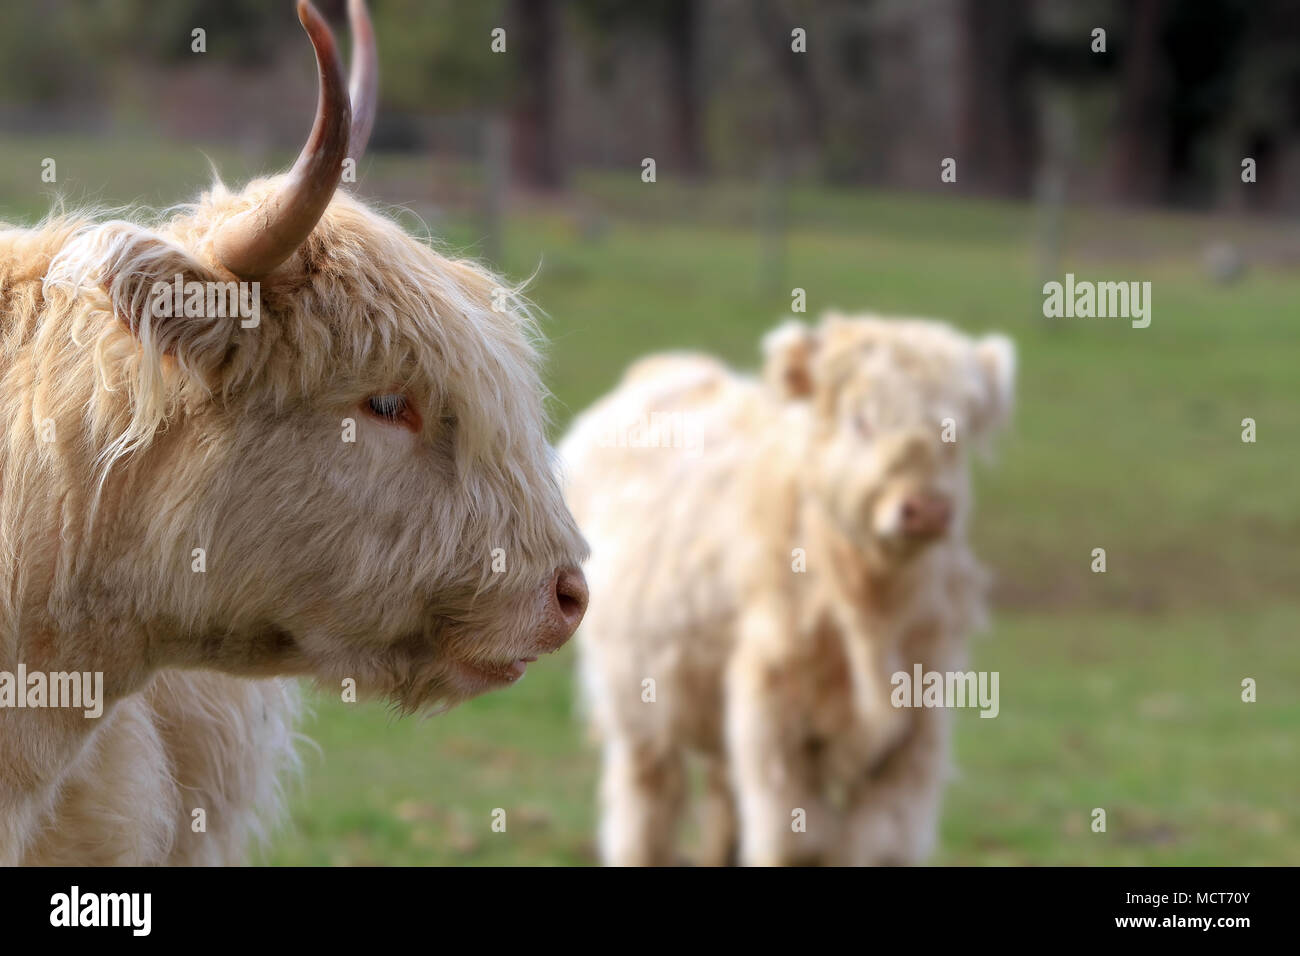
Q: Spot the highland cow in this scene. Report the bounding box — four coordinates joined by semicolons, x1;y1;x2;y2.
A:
0;0;587;865
562;314;1014;866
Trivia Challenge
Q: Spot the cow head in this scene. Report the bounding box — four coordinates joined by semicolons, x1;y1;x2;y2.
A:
35;1;587;710
762;313;1015;569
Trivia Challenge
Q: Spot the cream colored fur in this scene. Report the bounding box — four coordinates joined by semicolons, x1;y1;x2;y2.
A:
562;313;1014;866
1;181;586;864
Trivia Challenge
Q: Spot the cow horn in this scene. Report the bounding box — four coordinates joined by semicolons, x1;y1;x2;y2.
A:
215;0;350;279
347;0;378;159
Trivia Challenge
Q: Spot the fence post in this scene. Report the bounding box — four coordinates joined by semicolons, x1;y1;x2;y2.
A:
482;114;509;268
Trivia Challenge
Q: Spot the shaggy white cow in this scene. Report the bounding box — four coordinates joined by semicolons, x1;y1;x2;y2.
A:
562;313;1014;866
0;0;587;865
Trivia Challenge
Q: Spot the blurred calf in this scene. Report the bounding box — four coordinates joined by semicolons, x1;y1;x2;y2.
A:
562;314;1015;865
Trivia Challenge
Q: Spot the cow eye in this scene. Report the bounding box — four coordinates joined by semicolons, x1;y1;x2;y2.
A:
853;411;873;438
363;393;421;431
368;394;406;420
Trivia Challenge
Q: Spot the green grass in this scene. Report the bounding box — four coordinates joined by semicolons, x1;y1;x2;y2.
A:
938;604;1300;866
3;137;1295;865
264;602;1300;866
263;648;598;866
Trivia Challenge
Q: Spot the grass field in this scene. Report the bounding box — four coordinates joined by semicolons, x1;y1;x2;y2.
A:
2;136;1296;865
265;605;1298;866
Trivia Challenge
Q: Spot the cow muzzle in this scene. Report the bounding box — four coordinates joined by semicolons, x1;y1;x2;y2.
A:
899;492;952;540
536;565;588;651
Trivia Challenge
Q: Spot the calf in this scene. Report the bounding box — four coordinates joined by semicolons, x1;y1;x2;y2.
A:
562;313;1014;865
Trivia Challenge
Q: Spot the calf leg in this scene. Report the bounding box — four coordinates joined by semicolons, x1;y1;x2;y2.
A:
696;756;737;866
598;737;685;866
840;705;951;865
727;658;833;866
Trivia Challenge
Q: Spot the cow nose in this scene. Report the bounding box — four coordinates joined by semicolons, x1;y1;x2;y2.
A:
545;566;588;645
900;493;952;538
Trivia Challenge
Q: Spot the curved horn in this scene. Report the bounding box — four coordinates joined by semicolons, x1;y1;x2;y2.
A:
215;0;350;279
347;0;379;159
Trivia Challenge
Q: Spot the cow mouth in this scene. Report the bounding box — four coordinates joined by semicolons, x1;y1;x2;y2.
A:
451;653;541;689
864;527;942;569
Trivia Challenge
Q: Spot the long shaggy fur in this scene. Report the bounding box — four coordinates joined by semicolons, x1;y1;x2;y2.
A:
0;177;587;864
561;313;1015;866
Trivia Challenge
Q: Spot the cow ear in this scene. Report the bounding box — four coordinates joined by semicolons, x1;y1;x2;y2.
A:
761;319;817;399
85;222;241;380
973;333;1016;434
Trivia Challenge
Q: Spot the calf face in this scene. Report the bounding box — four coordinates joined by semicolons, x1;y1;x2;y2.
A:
762;314;1015;570
15;1;587;712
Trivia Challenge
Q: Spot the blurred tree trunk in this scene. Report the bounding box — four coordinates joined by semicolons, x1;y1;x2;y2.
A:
508;0;565;189
956;0;1037;197
751;0;826;156
1108;0;1168;203
664;0;705;177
